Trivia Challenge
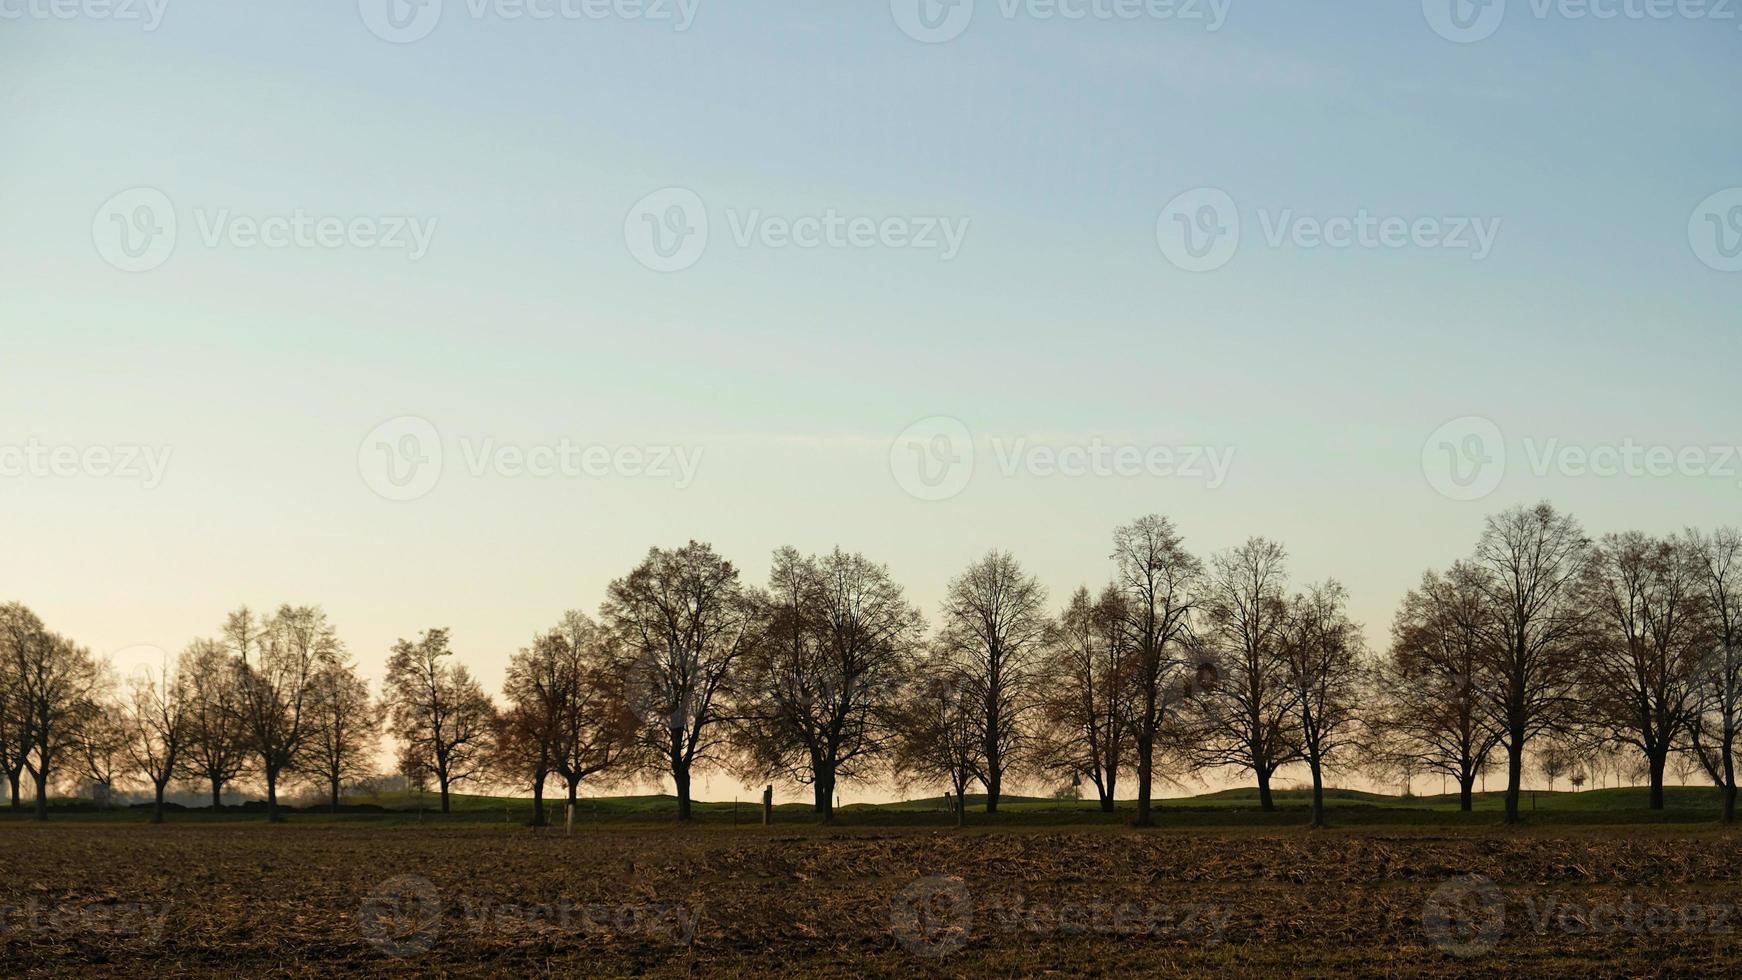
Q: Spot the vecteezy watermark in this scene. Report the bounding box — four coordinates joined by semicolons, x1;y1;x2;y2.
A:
0;899;174;943
359;0;700;43
1422;416;1506;502
888;416;1235;501
1422;415;1742;501
357;416;704;502
358;874;698;959
1422;874;1742;958
1689;188;1742;272
1422;0;1740;44
623;187;970;272
889;0;1231;43
0;440;173;489
358;875;443;958
1156;188;1501;272
890;875;1224;960
92;188;438;272
0;0;169;29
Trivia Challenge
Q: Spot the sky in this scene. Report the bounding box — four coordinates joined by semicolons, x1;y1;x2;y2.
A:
1;0;1738;802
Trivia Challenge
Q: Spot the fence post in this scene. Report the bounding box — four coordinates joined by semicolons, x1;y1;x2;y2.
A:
762;785;773;826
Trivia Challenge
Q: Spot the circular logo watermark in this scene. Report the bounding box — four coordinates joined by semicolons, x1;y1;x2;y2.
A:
358;874;442;957
358;416;443;502
360;0;443;43
625;187;709;273
1156;188;1239;273
889;416;973;502
93;187;177;273
890;0;975;42
1689;188;1742;273
1422;0;1506;43
1422;874;1504;957
1422;415;1505;501
891;875;973;958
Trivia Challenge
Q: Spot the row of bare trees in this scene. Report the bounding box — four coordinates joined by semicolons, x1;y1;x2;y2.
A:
2;504;1737;827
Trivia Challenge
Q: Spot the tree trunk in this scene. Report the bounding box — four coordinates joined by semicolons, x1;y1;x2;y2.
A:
1503;735;1524;824
439;775;451;814
1256;767;1275;812
531;773;547;828
330;774;341;812
1648;750;1667;810
1459;774;1475;813
211;776;224;810
984;767;1001;815
567;778;579;809
1135;736;1154;827
954;783;966;828
7;769;20;810
33;768;48;821
813;772;835;825
674;765;692;821
266;769;283;823
1309;759;1325;828
153;784;166;824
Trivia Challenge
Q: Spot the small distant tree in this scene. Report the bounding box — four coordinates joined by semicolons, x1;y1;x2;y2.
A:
893;663;982;828
937;550;1049;814
1192;538;1299;811
737;548;923;823
2;604;105;820
1280;581;1368;828
303;661;380;811
1374;566;1505;811
1578;532;1705;810
606;541;758;821
74;700;127;805
1034;585;1131;814
0;635;31;809
1467;503;1592;824
178;640;254;807
1686;528;1742;822
386;629;495;814
233;606;342;822
122;662;190;823
176;638;250;808
1111;514;1205;827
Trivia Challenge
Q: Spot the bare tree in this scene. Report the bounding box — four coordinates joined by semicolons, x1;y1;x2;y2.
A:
1;604;104;820
892;661;982;827
304;661;379;811
1687;527;1742;822
74;698;127;805
1467;503;1592;823
937;550;1049;815
0;636;30;809
738;547;922;823
547;612;638;814
1111;515;1204;827
122;661;189;823
1280;581;1368;828
1192;538;1298;811
385;628;495;814
1375;566;1504;811
605;541;758;821
233;605;342;822
499;621;635;828
1579;532;1705;810
1034;585;1131;813
177;638;250;809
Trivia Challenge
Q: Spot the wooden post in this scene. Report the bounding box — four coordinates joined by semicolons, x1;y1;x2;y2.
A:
761;785;773;826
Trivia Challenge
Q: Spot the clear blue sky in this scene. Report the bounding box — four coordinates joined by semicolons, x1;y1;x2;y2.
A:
2;1;1738;798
